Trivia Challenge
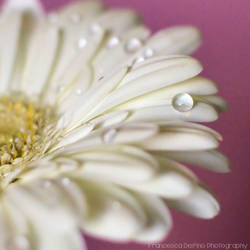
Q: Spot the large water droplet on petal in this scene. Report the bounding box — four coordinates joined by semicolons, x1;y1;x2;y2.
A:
172;93;194;112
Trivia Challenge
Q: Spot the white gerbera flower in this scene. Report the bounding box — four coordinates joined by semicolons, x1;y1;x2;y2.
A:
0;0;230;249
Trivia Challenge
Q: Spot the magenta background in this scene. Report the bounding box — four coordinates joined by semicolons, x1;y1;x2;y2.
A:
3;0;250;249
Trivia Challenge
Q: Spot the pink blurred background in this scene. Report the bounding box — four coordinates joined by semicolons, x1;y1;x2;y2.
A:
42;0;250;249
4;0;250;249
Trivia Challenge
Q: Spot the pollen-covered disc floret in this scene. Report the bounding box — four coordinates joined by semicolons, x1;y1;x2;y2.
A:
0;94;56;183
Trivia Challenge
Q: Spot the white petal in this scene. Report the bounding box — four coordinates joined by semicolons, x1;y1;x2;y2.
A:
58;123;158;154
202;95;229;112
59;110;129;132
101;111;130;128
0;10;40;92
62;66;128;130
57;0;105;26
84;56;202;121
125;157;197;199
5;179;87;250
21;21;59;96
160;121;222;139
97;9;142;34
20;159;58;181
117;76;218;108
121;56;202;86
0;201;32;250
140;122;220;151
128;103;218;123
93;25;150;82
166;184;220;219
77;180;147;241
133;194;172;243
71;146;158;184
162;150;231;173
50;27;105;100
0;7;40;92
0;203;13;249
55;66;92;109
146;26;201;55
52;123;95;151
2;0;43;15
7;179;87;221
44;18;105;103
0;12;22;93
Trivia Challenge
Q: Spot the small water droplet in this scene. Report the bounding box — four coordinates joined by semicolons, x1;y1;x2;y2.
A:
144;48;154;58
77;38;87;49
107;36;120;49
90;23;102;34
85;122;95;130
75;88;83;95
70;13;82;23
125;38;142;53
134;56;145;64
61;177;71;186
102;129;117;144
172;93;194;112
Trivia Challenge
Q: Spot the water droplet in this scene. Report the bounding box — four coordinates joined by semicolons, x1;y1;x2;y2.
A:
85;122;95;131
77;38;87;49
102;129;117;143
172;93;194;112
144;48;154;58
107;36;120;49
125;38;142;53
75;88;83;95
61;177;71;186
134;56;145;64
70;13;82;23
90;23;102;34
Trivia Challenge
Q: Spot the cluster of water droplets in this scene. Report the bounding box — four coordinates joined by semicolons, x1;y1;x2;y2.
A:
49;11;195;114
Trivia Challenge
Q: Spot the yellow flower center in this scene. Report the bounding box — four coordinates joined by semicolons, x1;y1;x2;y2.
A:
0;95;56;187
